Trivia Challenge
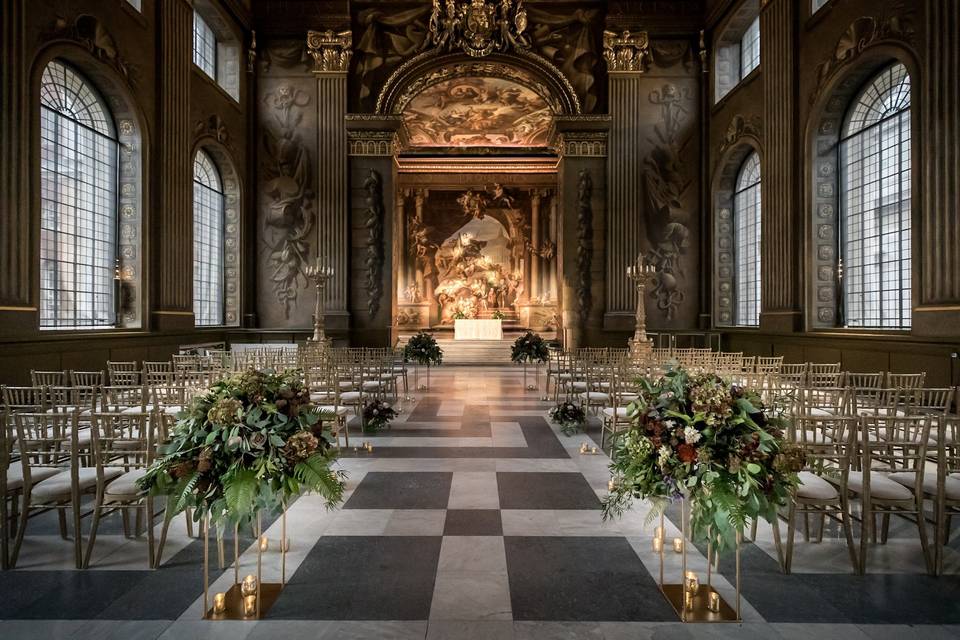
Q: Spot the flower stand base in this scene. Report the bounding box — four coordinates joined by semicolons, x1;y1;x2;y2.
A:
204;582;283;620
660;584;739;623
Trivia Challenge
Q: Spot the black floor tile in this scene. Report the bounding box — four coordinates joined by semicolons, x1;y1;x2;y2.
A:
504;536;676;621
443;509;503;536
497;472;600;510
268;536;442;620
344;472;453;509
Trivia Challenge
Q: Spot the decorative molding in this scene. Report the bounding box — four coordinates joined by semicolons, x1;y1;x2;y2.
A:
810;4;917;106
45;14;136;87
306;29;352;73
558;132;608;157
427;0;531;58
576;169;593;322
348;131;396;156
194;114;232;150
603;30;651;72
718;114;762;157
363;169;385;319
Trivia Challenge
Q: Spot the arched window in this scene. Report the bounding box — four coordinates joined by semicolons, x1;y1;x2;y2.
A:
39;61;119;329
839;63;911;329
193;149;225;326
733;152;761;326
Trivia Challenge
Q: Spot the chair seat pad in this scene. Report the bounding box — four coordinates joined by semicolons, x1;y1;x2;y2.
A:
121;405;152;414
846;471;914;501
617;393;640;403
808;407;836;418
340;391;362;403
579;392;610;403
601;407;631;419
888;471;960;500
5;466;61;492
32;467;122;501
309;392;335;403
338;381;356;390
316;405;349;417
796;471;839;500
46;407;93;417
362;381;386;391
105;468;148;498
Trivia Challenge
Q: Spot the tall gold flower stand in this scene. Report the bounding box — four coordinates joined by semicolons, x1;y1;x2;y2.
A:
202;509;288;620
653;503;742;623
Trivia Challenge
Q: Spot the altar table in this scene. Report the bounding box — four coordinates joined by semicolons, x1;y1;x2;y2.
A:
454;319;503;340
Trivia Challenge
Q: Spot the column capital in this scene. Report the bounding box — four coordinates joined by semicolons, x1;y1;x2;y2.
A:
307;29;352;74
602;30;650;73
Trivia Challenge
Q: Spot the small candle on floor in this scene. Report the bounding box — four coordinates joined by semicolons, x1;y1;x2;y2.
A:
259;535;268;552
654;526;663;539
672;537;683;553
241;574;257;596
708;592;721;612
652;537;663;552
243;594;257;617
213;592;226;614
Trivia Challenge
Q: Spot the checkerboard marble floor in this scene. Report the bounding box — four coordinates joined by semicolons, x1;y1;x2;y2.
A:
2;366;959;639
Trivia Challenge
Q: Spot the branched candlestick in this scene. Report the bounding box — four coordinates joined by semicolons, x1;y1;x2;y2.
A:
305;258;334;342
626;256;656;346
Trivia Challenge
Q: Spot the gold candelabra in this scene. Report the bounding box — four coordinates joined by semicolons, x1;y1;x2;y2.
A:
305;258;334;343
626;256;656;346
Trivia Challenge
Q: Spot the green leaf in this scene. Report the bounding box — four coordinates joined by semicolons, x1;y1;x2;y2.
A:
746;463;762;475
223;468;259;520
294;453;345;506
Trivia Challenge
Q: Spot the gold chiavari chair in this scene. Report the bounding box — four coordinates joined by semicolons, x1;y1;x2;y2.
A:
573;352;613;416
740;355;757;374
849;387;898;417
142;362;175;386
108;361;140;386
552;352;576;402
798;386;850;418
932;412;960;575
2;386;47;569
809;362;842;375
785;416;859;574
101;385;148;415
779;363;807;388
756;356;784;375
808;370;845;389
850;415;934;574
71;370;104;388
31;370;67;387
83;412;155;568
601;359;641;448
887;372;926;390
846;371;884;389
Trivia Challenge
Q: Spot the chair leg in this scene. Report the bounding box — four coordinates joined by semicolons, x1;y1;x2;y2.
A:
57;509;68;540
0;492;9;570
880;513;890;544
83;494;105;569
121;508;131;538
770;513;785;570
71;499;83;570
154;503;175;568
916;507;934;575
840;501;859;574
184;508;194;538
859;503;871;575
146;497;156;569
784;503;796;574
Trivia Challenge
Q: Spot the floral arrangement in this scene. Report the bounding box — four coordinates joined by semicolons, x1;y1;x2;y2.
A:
602;366;803;553
362;399;396;433
492;310;505;320
138;369;345;527
404;331;443;366
453;310;468;320
511;331;550;364
549;401;587;436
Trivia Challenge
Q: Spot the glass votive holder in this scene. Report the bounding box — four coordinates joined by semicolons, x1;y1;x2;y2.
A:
259;536;269;552
654;525;663;539
213;592;226;614
243;594;257;617
708;591;721;612
241;574;258;596
672;537;683;553
607;478;616;491
590;445;598;454
684;571;699;595
684;591;694;610
652;537;663;552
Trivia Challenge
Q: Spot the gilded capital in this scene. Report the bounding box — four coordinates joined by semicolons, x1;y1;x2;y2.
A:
602;30;650;73
307;29;352;73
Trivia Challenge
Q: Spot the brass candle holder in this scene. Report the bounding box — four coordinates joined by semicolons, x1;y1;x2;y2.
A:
655;500;741;623
203;507;288;620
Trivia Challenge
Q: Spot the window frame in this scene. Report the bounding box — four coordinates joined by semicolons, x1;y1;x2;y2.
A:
732;152;762;327
192;149;226;327
192;10;218;81
38;60;122;331
738;17;761;80
837;63;912;330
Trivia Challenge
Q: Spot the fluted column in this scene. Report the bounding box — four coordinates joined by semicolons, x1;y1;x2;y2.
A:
918;0;960;333
155;0;193;327
530;190;541;301
308;30;351;314
759;0;798;330
0;0;29;313
603;31;650;322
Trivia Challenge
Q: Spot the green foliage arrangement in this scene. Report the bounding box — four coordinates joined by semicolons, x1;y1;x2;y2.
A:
138;369;345;527
549;401;587;436
362;399;396;433
602;366;804;553
403;331;443;366
492;310;505;320
510;331;550;364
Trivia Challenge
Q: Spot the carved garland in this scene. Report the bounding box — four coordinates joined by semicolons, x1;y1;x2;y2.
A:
576;169;593;322
363;169;386;319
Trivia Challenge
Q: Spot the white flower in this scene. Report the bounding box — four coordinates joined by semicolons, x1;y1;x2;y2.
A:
683;426;701;444
657;445;672;469
372;409;379;415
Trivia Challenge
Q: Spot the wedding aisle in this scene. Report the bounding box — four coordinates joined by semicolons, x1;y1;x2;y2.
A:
1;366;957;639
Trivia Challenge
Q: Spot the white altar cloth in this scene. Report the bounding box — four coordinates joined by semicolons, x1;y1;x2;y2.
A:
454;319;503;340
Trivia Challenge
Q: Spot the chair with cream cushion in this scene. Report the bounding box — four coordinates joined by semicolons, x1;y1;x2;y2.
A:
83;412;155;568
784;416;859;574
849;415;933;574
798;386;850;418
601;360;641;449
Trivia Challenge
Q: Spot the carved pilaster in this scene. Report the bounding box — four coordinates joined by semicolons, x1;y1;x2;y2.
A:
307;30;352;74
603;30;651;73
0;0;29;309
760;0;797;324
156;0;193;323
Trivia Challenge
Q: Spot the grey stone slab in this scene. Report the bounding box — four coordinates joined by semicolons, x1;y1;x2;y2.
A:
429;571;513;621
444;509;504;536
497;472;601;510
344;471;453;510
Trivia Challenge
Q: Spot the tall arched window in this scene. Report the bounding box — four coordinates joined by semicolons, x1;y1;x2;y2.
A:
193;149;225;326
39;61;119;329
733;152;761;326
839;63;911;329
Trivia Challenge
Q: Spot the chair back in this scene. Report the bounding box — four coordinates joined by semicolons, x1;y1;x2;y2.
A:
100;385;148;413
31;370;67;387
71;370;104;387
14;412;78;491
846;371;884;389
887;372;926;390
756;356;783;374
88;412;153;483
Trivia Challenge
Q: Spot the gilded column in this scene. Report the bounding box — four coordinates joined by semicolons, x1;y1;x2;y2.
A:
921;0;960;308
759;0;798;327
603;30;650;323
308;30;351;314
155;0;193;325
0;0;29;310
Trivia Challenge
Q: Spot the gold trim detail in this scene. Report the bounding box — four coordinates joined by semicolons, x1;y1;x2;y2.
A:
306;30;352;74
915;305;960;312
0;305;37;311
153;310;195;316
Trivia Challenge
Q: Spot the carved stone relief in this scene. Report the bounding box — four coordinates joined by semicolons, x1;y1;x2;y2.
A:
576;169;593;322
46;14;136;86
363;169;385;319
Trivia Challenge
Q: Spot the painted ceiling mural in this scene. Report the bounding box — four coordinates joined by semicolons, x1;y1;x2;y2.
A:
402;77;553;148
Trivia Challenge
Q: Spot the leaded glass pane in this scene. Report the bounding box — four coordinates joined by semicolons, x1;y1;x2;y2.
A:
740;17;760;79
193;12;217;79
733;152;761;327
193;150;225;326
